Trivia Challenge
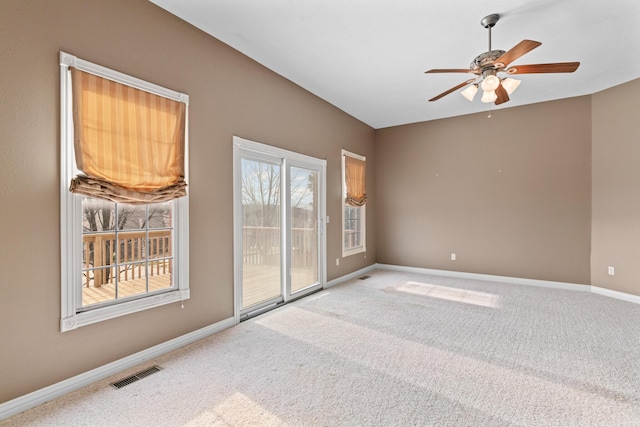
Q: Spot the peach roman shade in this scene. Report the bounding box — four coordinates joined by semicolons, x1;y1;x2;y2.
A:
344;154;367;207
69;68;187;204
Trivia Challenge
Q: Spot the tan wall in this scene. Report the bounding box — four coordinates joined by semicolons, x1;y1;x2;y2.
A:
2;0;638;408
375;97;592;284
0;0;375;403
591;79;640;295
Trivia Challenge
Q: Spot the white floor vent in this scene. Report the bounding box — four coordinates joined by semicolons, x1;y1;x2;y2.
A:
110;365;162;389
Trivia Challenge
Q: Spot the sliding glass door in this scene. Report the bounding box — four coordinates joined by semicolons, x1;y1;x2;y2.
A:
289;165;319;294
234;137;326;319
240;157;282;309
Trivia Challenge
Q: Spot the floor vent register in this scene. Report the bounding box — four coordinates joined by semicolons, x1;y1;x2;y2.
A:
110;365;163;389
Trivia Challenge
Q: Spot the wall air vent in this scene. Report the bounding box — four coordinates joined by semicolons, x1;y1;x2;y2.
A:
110;365;162;389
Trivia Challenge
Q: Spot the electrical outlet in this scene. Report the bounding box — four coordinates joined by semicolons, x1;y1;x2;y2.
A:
608;266;615;276
451;253;456;261
336;258;340;266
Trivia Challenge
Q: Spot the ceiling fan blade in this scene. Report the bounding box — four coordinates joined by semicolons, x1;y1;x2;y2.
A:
505;62;580;74
425;69;474;74
493;40;542;68
429;79;476;102
494;83;509;105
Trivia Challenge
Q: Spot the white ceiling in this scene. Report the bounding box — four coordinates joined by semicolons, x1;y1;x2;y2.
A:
150;0;640;129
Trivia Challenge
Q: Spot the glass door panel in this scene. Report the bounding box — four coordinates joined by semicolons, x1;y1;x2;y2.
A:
290;166;319;294
241;158;282;310
234;137;325;320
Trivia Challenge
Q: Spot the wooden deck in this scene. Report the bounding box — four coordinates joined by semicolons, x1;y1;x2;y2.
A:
82;274;171;306
82;263;317;308
81;226;318;308
241;264;317;309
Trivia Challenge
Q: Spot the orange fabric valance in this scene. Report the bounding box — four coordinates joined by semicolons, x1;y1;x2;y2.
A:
69;68;186;204
345;155;366;207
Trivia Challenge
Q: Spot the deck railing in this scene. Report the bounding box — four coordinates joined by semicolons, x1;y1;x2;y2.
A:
82;226;315;288
82;229;172;287
242;226;316;267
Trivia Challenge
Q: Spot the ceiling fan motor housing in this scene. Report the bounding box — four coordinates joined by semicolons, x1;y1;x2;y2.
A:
470;50;506;71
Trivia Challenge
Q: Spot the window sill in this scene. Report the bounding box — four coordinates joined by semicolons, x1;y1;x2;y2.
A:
342;247;366;258
60;289;190;332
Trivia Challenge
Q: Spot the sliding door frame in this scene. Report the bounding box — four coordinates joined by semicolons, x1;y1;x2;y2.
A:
233;136;327;323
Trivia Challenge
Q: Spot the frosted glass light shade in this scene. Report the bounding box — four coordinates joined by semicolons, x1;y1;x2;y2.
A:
481;90;497;103
502;78;521;95
480;75;500;91
461;84;478;101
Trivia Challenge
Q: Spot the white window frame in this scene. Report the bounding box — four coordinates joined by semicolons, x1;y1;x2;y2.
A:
341;149;366;257
59;52;190;332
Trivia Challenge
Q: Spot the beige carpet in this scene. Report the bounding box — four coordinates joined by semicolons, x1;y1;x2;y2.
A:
3;269;640;426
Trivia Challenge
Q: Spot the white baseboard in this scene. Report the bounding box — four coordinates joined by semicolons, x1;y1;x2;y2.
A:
375;263;640;305
3;264;377;421
375;263;589;292
0;316;236;421
591;285;640;305
4;264;639;421
325;264;377;289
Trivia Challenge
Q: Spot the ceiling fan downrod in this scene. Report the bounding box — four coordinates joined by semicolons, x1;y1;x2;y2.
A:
481;14;500;52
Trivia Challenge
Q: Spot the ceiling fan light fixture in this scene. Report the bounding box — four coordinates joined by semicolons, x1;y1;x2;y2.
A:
461;84;478;101
480;74;500;91
502;77;521;95
481;90;497;103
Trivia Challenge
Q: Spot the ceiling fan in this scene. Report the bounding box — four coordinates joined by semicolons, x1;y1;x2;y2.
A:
425;14;580;105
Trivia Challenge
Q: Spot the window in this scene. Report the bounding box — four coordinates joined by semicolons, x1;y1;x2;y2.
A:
342;150;366;257
60;52;189;332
